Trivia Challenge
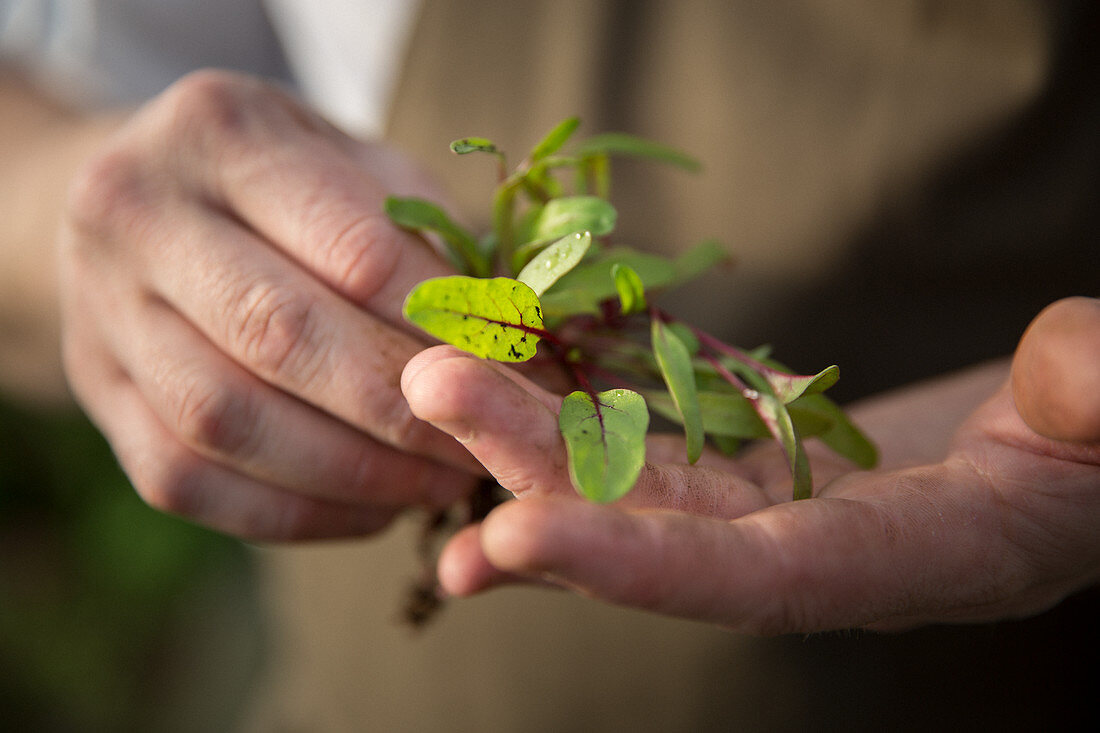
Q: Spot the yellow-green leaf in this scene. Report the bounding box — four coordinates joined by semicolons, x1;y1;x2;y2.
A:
612;263;647;315
516;232;592;296
450;137;499;155
529;196;617;243
530;117;581;163
403;276;543;362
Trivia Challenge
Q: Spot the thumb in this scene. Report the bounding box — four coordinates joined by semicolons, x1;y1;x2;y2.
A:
1012;297;1100;443
401;346;769;516
401;346;574;498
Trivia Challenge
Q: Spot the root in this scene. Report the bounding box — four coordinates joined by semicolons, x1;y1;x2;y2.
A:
400;479;507;629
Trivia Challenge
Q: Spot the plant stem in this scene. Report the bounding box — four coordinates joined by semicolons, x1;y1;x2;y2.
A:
700;350;756;398
491;181;518;271
581;360;639;392
690;325;773;374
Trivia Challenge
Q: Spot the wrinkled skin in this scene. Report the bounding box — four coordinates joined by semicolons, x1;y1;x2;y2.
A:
404;297;1100;634
59;70;482;540
59;71;1098;634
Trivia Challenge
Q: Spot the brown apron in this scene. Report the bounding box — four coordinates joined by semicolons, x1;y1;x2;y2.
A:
244;2;1098;730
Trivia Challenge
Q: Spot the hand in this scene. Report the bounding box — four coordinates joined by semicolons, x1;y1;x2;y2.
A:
401;297;1100;634
59;70;481;540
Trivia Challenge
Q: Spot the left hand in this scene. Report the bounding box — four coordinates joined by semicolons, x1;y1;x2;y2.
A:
400;297;1100;634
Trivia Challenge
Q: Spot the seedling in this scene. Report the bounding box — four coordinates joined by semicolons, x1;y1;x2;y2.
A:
389;118;876;503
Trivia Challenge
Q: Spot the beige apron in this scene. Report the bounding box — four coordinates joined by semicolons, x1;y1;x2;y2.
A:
244;2;1097;730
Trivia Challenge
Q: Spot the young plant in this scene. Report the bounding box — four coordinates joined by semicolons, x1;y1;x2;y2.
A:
388;118;876;503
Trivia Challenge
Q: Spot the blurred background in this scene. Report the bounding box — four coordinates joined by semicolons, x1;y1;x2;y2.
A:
0;395;263;731
2;1;1098;731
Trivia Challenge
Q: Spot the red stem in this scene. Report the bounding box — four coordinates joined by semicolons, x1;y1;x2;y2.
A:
654;308;773;374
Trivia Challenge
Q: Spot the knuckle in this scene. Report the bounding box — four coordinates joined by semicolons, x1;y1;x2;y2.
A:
171;372;257;457
161;69;257;142
64;147;150;242
229;280;329;386
316;212;402;303
125;444;205;518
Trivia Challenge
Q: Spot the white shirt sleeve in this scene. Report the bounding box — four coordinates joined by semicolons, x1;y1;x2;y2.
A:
1;0;419;135
262;0;422;138
0;0;291;107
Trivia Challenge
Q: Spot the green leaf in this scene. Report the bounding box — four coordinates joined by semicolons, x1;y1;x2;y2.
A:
559;389;649;503
647;389;831;439
752;392;813;500
716;354;839;405
651;319;704;463
767;365;840;404
491;180;520;263
540;248;678;317
611;263;647;315
710;434;742;456
477;232;498;262
530;117;581;163
790;394;878;469
520;159;568;199
450;137;500;155
576;132;701;172
529;196;617;243
403;276;544;362
669;240;731;287
540;243;724;318
513;203;546;250
538;289;601;318
665;322;699;355
647;390;765;439
787;404;837;438
706;357;813;496
516;232;592;297
582;153;611;198
384;197;489;277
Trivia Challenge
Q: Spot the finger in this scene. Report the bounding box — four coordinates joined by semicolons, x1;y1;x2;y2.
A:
437;521;566;597
1012;296;1100;443
436;522;526;596
474;464;1027;634
402;347;770;517
108;295;475;508
476;498;804;632
62;327;397;541
401;347;569;495
64;76;471;468
152;70;454;321
112;197;478;472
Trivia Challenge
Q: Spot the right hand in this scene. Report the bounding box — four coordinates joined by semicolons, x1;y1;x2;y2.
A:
58;70;481;540
405;300;1100;634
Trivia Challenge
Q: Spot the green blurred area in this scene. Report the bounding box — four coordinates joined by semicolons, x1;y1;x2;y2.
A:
0;397;265;732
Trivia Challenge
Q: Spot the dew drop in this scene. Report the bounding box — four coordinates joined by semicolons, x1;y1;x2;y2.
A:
742;389;759;400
